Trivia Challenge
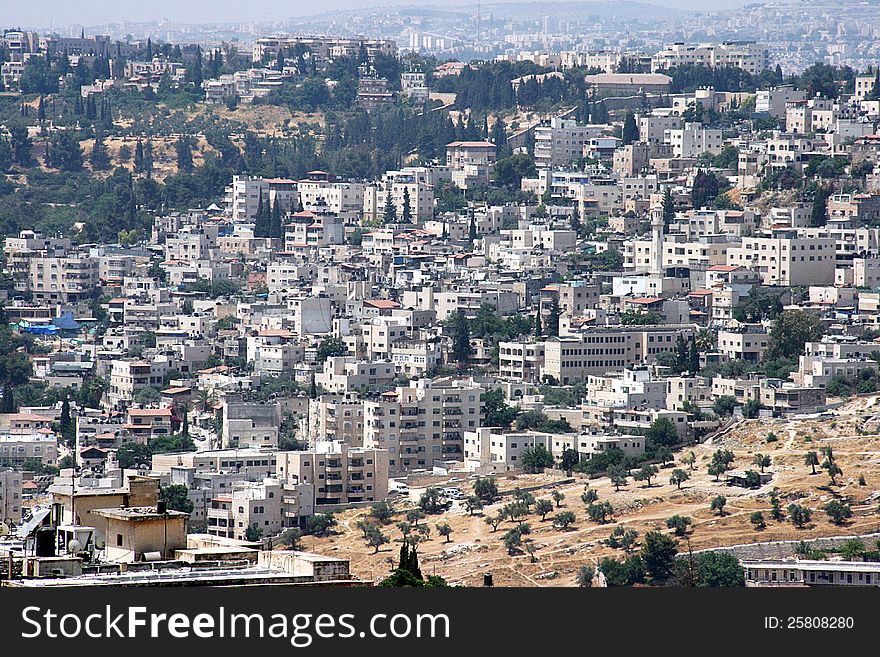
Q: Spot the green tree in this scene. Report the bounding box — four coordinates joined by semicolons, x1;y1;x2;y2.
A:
588;501;613;524
710;495;727;517
821;446;842;485
691;552;745;587
450;310;473;366
576;565;595;587
175;135;194;173
551;490;565;507
666;515;692;537
49;131;84;172
764;310;825;361
436;522;452;543
750;511;766;530
244;523;263;542
823;500;852;525
691;169;720;209
558;448;579;475
370;501;394;523
788;504;812;528
159;484;194;513
662;187;675;227
89;132;111;170
600;555;645;586
464;495;483;515
804;451;819;475
753;453;771;473
383;190;397;224
641;531;678;582
492;153;537;188
681;451;696;471
316;336;347;363
621;110;638;145
401;187;412;223
770;488;785;521
305;513;337;536
712;396;736;417
535;498;554;521
365;525;390;553
281;528;303;550
484;514;504;532
59;397;75;446
519;444;555;473
634;463;659;487
608;464;628;491
418;488;445;514
474;476;499;503
553;511;576;530
669;468;690;489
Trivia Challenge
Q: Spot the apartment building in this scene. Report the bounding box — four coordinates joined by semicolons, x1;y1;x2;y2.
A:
651;41;769;75
638;114;682;143
585;368;667;409
363;378;482;471
125;408;173;442
246;329;305;376
314;356;395;394
252;36;397;69
717;324;769;362
283;210;345;250
534;117;607;169
307;395;365;446
743;559;880;587
541;325;696;384
498;340;546;383
206;478;315;540
0;468;22;524
794;339;879;388
755;85;807;118
297;171;366;219
446;141;497;189
152;449;278;481
28;255;98;303
726;230;836;286
389;335;442;377
362;168;437;222
583;73;672;98
108;358;177;409
222;400;280;449
224;175;299;223
275;442;389;506
665;122;723;158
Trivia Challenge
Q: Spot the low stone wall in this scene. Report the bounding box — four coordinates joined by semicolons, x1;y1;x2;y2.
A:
695;532;880;560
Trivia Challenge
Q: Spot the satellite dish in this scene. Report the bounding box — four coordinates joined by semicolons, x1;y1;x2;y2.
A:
68;539;82;553
0;522;9;536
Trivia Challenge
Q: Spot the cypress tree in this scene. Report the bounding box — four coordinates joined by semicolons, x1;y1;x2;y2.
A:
270;197;283;239
401;187;412;223
688;335;700;374
254;190;268;237
675;334;689;374
134;140;144;172
90;131;110;170
383;191;397;224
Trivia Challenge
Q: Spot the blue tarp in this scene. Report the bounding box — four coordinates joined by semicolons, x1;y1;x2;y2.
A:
52;311;81;331
23;325;59;335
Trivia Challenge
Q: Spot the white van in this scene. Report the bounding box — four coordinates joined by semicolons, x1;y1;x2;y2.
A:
389;480;410;495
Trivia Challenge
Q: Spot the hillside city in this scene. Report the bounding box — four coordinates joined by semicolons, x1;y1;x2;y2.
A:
3;1;880;589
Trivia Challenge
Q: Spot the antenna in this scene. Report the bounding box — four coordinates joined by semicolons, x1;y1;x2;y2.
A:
476;0;481;48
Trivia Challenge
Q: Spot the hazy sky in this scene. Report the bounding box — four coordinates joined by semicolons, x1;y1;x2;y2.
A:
4;0;750;30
